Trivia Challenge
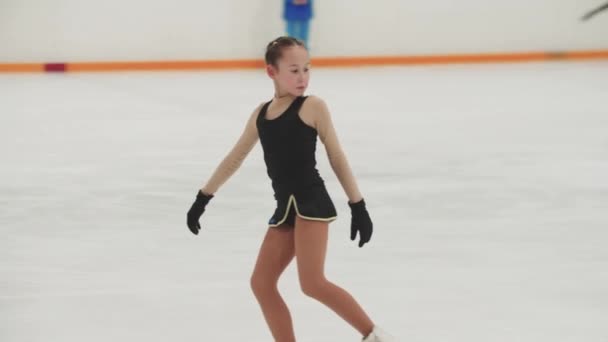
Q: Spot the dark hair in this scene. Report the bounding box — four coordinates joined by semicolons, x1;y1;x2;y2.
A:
265;36;306;67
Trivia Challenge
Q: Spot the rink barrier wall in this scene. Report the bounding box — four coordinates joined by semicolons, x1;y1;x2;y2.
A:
1;50;608;73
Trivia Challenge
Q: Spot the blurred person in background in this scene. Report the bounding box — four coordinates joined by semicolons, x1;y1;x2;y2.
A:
284;0;313;48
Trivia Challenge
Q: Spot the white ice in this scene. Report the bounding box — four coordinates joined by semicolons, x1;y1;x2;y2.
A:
1;61;607;342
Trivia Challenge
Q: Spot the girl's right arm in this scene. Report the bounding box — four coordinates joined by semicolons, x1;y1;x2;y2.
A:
200;103;263;195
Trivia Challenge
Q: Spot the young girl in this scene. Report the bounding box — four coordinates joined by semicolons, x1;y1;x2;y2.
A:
186;36;394;342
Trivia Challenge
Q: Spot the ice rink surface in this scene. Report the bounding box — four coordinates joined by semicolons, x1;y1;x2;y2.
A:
1;61;607;341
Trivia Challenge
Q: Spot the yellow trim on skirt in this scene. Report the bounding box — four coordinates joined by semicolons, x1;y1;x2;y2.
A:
269;194;337;227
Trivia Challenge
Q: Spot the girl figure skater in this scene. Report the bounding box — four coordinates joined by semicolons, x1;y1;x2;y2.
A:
187;36;394;342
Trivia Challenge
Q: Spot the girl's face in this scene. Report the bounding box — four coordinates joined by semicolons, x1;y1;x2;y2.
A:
268;45;310;97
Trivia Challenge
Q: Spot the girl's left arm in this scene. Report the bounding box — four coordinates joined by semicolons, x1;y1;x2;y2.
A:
306;96;364;203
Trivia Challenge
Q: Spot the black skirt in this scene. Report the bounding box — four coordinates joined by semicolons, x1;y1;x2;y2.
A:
268;184;338;227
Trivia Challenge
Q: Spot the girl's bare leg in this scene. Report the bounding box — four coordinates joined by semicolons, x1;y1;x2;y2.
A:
250;225;297;342
294;216;375;337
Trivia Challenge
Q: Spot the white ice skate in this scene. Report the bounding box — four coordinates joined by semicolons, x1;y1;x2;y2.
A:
362;326;395;342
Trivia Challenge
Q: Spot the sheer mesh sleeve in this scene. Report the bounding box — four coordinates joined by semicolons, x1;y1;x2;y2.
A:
200;106;260;195
311;97;363;203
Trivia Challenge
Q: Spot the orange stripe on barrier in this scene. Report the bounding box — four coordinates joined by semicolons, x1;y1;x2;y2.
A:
312;50;608;67
1;50;607;73
565;50;608;59
0;63;44;72
312;52;549;67
67;59;265;72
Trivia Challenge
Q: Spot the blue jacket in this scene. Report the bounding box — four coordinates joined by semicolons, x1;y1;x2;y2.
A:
283;0;313;21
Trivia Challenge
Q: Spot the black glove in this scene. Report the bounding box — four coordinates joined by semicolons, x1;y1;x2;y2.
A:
186;190;213;235
349;199;373;248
